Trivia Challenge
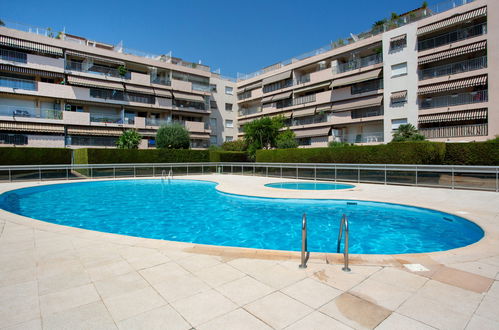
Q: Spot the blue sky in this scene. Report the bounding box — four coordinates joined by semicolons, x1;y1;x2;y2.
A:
2;0;425;77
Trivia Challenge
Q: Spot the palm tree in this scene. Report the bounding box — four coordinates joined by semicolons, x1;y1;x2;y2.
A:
392;124;426;142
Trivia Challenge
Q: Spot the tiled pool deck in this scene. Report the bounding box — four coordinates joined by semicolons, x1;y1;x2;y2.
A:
1;175;498;329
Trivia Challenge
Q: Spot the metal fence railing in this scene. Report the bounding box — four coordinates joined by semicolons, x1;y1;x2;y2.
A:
0;162;497;192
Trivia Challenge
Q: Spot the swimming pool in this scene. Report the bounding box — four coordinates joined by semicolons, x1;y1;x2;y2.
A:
265;182;355;190
0;179;483;254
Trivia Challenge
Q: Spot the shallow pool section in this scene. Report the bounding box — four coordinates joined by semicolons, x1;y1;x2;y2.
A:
265;182;355;190
0;180;483;254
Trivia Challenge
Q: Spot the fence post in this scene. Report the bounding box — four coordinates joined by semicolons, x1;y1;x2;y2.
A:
133;166;136;178
266;166;268;177
451;167;454;189
90;167;93;179
280;165;282;178
415;166;418;186
8;168;11;182
253;165;255;176
296;166;298;179
314;165;317;181
384;165;387;185
496;168;498;192
187;164;189;176
231;165;233;174
153;165;155;177
39;167;41;181
202;165;204;175
66;168;69;180
113;167;116;179
334;165;337;182
357;165;360;183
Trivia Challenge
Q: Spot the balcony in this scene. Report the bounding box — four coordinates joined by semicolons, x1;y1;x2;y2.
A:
420;123;487;138
238;106;262;117
351;79;383;95
151;77;172;86
0;105;62;120
293;94;316;106
65;60;130;79
338;132;384;144
351;107;383;119
292;114;328;126
0;48;27;63
334;54;383;74
0;76;37;91
419;56;487;80
90;113;123;124
418;23;487;52
191;83;210;92
419;90;487;109
145;118;170;126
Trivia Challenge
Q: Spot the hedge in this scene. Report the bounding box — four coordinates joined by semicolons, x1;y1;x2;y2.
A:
209;151;249;162
443;142;499;165
0;147;72;165
73;148;210;164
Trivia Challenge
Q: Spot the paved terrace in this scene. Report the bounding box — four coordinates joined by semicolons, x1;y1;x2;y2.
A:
1;175;498;329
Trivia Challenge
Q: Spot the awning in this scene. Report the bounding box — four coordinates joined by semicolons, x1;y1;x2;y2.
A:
0;121;64;133
418;108;487;124
0;36;63;56
391;90;407;101
65;50;125;66
293;81;330;94
189;133;210;139
417;6;487;35
418;75;487;95
316;103;333;112
67;76;124;90
293;106;316;118
271;91;292;102
154;88;172;98
172;92;205;103
67;126;123;136
330;68;382;88
332;95;383;112
294;127;331;138
261;95;274;104
125;84;155;95
418;41;487;65
0;64;64;78
240;81;262;92
262;70;292;85
238;118;253;125
390;34;406;42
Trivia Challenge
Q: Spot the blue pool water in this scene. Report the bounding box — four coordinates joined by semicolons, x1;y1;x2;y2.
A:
0;180;483;254
266;182;355;190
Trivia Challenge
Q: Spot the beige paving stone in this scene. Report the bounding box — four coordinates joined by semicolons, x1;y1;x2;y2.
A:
0;280;40;328
0;266;36;287
93;271;150;299
38;270;91;296
138;262;189;285
369;267;428;291
85;260;135;282
153;272;211;302
216;276;275;306
245;292;313;329
117;305;190;330
2;318;42;330
375;312;435;330
450;261;499;280
250;263;307;289
36;258;85;280
319;293;391;329
42;301;117;330
281;277;342;309
197;308;272;330
486;280;499;298
170;289;237;326
431;266;494;293
103;286;166;322
193;262;245;287
350;278;414;311
227;257;277;275
119;246;170;270
284;311;352;330
311;265;381;291
175;254;222;272
39;283;100;316
475;295;499;322
466;314;499;330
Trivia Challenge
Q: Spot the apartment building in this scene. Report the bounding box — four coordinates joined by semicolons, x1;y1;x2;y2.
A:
0;26;237;149
236;0;497;146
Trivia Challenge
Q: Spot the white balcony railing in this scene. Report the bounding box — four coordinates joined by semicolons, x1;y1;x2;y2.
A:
0;105;62;120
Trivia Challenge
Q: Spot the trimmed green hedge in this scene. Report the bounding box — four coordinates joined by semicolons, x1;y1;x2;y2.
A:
209;151;249;162
73;148;210;164
0;147;72;165
443;142;499;165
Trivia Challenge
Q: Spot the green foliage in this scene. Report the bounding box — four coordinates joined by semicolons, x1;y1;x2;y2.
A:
208;145;222;151
391;124;426;142
244;116;284;158
443;142;499;166
73;148;209;164
276;129;298;149
222;139;248;151
0;147;71;165
486;136;499;143
422;1;428;8
209;151;249;162
116;130;142;149
118;65;128;77
328;141;353;148
156;124;190;149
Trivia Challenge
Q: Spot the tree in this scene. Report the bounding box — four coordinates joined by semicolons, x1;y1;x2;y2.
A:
0;19;5;26
276;129;298;149
116;130;142;149
392;124;426;142
222;139;247;151
244;116;284;158
156;124;190;149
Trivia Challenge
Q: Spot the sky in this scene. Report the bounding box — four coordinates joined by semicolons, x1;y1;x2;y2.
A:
1;0;425;77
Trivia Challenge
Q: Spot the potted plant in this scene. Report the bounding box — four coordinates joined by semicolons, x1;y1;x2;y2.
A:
118;65;128;77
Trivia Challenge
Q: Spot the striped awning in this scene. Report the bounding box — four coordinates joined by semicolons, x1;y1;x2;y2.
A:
417;6;487;35
0;35;63;56
125;84;155;95
390;34;406;42
67;76;124;90
316;103;333;112
332;95;383;112
293;106;316;118
154;88;172;98
240;81;262;92
271;91;292;102
293;81;330;94
330;68;382;88
67;126;123;136
0;64;64;78
172;92;205;103
418;108;487;124
418;41;487;65
261;95;274;104
189;133;210;139
65;50;125;66
0;121;64;133
294;127;331;138
418;75;487;95
262;70;292;85
391;90;407;101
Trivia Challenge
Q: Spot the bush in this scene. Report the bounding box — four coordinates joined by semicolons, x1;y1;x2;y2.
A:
156;124;190;149
328;141;353;148
0;147;72;165
221;139;247;151
116;130;142;149
443;142;499;165
73;148;209;164
209;151;249;162
276;129;298;149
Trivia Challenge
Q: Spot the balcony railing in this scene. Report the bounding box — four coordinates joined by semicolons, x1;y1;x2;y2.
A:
0;48;28;63
238;106;262;117
295;74;311;84
292;115;328;126
145;118;171;126
419;90;488;109
419;56;487;80
337;132;384;144
0;76;37;90
90;113;123;124
351;107;384;119
293;94;316;106
65;60;130;79
191;83;211;92
150;77;172;86
0;106;62;120
351;79;383;95
420;123;487;138
334;53;383;74
418;23;487;51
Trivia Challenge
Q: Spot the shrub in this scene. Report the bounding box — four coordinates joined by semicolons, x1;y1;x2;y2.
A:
73;148;209;164
116;130;142;149
156;124;190;149
0;147;72;165
328;141;353;148
221;139;247;151
209;151;249;162
244;116;284;158
443;142;499;165
276;129;298;149
391;124;425;142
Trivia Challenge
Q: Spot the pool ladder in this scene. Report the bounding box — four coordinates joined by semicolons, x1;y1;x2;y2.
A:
161;169;173;181
298;213;350;272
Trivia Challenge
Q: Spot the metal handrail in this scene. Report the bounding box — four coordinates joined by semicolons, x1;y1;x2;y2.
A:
337;214;351;272
299;213;309;269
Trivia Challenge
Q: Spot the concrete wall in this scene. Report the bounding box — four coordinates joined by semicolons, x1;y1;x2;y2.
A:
26;135;65;147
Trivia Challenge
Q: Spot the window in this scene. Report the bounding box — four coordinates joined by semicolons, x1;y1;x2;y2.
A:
210;135;218;145
225;120;233;128
210;84;217;92
391;63;407;77
210;118;217;130
225;86;233;95
297;137;311;146
0;133;28;145
391;118;408;130
65;104;84;112
390;35;407;51
210;100;218;109
225;103;233;111
225;136;233;142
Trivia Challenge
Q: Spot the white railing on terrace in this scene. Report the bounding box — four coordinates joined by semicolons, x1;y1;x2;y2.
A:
337;132;384;144
236;0;477;81
334;53;383;74
191;83;211;92
420;123;487;138
419;56;487;80
0;105;62;120
419;90;488;109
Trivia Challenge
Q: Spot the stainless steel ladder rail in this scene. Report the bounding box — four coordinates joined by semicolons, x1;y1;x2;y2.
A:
337;214;351;272
299;213;309;268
